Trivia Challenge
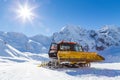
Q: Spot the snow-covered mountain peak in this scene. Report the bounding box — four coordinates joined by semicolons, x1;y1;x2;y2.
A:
97;26;120;46
56;26;87;41
60;26;85;33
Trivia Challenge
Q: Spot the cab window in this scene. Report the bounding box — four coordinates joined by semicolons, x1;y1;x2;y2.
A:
49;43;57;53
74;45;83;51
60;44;70;51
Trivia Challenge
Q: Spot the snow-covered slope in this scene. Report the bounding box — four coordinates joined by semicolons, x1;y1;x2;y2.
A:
0;32;28;52
0;39;30;62
99;45;120;63
0;62;120;80
0;39;49;63
0;39;25;58
0;31;49;53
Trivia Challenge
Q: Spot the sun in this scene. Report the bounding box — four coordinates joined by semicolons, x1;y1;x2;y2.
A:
16;2;37;23
18;6;33;21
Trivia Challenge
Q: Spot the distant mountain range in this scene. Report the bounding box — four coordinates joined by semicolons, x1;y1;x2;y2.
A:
0;31;51;53
0;25;120;53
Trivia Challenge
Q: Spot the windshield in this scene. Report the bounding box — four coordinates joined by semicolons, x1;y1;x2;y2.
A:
59;43;83;51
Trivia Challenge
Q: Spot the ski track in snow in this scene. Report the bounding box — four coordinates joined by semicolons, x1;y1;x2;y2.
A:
0;62;120;80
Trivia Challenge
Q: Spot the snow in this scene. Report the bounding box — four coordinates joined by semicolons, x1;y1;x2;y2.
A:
30;34;51;49
0;31;49;53
0;62;120;80
0;40;28;58
28;39;41;45
91;63;120;70
99;46;120;63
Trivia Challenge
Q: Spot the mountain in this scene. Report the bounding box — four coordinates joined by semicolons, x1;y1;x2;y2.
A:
0;31;50;53
53;25;120;51
0;32;29;52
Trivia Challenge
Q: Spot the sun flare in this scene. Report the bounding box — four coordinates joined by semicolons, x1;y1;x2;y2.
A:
16;2;37;23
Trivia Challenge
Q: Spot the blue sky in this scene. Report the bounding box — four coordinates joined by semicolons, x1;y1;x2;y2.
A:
0;0;120;36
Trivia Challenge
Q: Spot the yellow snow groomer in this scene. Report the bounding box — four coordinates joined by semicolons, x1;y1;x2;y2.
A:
43;41;105;68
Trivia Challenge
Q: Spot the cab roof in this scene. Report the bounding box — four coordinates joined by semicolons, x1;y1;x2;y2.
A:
58;41;77;45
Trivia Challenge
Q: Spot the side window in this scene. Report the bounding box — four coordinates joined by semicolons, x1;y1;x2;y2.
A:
75;45;83;51
78;46;83;51
50;44;57;53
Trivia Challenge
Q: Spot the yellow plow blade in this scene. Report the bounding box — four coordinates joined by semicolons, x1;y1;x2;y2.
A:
57;51;105;63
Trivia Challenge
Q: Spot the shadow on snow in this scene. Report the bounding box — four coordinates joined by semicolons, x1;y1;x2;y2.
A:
55;68;120;77
65;68;120;77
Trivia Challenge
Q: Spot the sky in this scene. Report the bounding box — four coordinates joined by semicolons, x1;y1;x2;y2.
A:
0;0;120;36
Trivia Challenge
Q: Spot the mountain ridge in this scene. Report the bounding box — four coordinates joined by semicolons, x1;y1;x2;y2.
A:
0;25;120;54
